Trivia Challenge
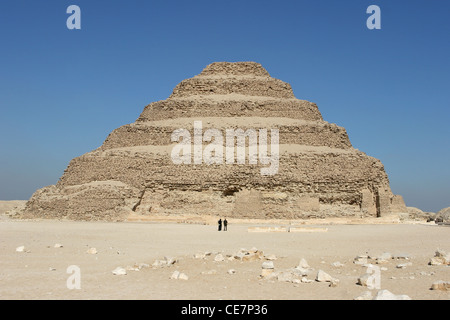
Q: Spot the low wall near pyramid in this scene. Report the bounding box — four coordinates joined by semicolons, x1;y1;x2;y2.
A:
18;62;407;221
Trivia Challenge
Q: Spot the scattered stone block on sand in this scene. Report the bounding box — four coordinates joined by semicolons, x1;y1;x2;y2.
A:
373;290;411;300
277;272;296;283
164;256;177;265
136;263;149;270
178;273;189;281
331;261;344;267
15;246;26;253
354;291;373;300
315;270;334;282
430;281;450;291
194;253;206;259
234;248;264;261
292;267;310;277
329;278;340;287
353;255;368;265
152;260;166;268
260;261;276;279
201;270;217;275
153;256;178;268
125;265;141;271
393;253;411;260
357;274;372;287
264;254;277;261
262;261;274;270
112;267;127;276
295;259;313;276
429;249;450;266
377;252;392;260
170;270;188;280
368;252;392;264
298;258;310;269
260;269;275;278
396;262;412;269
242;252;262;262
214;254;225;262
86;247;97;255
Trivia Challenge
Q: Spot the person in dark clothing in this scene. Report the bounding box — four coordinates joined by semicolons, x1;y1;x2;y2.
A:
223;219;228;231
218;219;222;231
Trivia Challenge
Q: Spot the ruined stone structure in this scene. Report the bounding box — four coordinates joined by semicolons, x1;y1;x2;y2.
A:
20;62;405;221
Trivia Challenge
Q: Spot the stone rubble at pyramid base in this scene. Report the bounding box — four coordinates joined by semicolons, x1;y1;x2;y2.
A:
17;180;406;222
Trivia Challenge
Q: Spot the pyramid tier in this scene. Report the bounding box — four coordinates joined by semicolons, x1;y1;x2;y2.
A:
199;62;271;77
170;76;295;99
100;117;352;150
57;145;389;201
137;96;323;122
170;62;295;99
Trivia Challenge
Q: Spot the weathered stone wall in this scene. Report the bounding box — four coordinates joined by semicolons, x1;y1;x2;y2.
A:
19;181;141;221
132;188;372;219
137;98;323;122
100;120;352;150
361;188;377;216
56;147;391;208
390;195;408;213
198;61;271;77
171;77;294;99
233;189;263;217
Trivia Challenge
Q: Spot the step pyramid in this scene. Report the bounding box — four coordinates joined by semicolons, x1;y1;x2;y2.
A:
20;62;406;221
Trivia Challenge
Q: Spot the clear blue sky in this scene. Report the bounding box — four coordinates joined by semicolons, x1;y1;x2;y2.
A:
0;0;449;212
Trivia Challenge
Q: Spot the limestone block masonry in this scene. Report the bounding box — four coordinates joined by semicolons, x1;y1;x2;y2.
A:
19;62;405;221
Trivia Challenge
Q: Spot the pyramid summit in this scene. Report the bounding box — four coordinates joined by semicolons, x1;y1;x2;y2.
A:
19;62;406;221
198;61;272;76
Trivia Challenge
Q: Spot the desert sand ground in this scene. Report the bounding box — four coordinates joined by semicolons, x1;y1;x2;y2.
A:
0;208;449;300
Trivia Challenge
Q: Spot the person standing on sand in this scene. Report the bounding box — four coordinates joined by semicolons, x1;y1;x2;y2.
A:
218;218;222;231
223;219;228;231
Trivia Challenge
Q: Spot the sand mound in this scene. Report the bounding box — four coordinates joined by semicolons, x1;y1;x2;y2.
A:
436;207;450;224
